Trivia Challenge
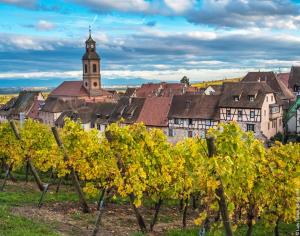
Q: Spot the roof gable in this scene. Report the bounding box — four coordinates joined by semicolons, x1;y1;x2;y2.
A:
136;97;172;127
219;82;273;108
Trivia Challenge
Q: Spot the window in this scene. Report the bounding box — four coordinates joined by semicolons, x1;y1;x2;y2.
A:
85;81;88;87
249;95;255;102
206;120;211;126
93;82;98;87
271;106;280;113
168;128;174;137
246;124;255;132
188;119;193;125
174;118;179;125
97;124;101;130
250;110;255;118
233;95;239;101
226;109;231;120
238;110;242;120
266;96;268;102
91;123;95;128
84;64;88;73
271;95;273;102
200;130;205;139
264;110;266;116
188;130;193;137
93;64;97;73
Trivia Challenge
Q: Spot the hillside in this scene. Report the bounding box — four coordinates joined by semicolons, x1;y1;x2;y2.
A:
192;77;241;88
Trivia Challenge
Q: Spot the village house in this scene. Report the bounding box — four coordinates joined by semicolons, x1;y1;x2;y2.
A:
0;91;44;122
39;97;86;126
54;102;116;131
241;71;295;109
219;81;283;140
168;95;220;142
90;95;172;134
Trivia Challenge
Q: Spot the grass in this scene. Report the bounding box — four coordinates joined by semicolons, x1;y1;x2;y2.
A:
192;77;241;88
0;205;60;236
0;183;79;206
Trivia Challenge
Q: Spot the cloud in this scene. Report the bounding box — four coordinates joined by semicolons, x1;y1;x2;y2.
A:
164;0;195;13
1;27;300;80
36;20;56;31
0;0;36;8
73;0;151;13
0;33;70;51
187;0;300;29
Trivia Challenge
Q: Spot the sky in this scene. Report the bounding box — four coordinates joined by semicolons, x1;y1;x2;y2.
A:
1;0;300;87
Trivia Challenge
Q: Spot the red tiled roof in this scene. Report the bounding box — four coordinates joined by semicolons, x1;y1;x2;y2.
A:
50;81;88;97
136;97;172;127
135;82;185;97
277;73;290;87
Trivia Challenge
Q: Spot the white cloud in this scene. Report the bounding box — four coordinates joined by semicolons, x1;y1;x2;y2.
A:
75;0;150;13
0;0;36;8
36;20;55;31
164;0;195;13
1;66;296;83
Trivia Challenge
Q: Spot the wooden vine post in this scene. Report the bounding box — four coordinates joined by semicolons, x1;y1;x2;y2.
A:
206;137;233;236
9;120;49;208
51;127;90;213
105;130;148;233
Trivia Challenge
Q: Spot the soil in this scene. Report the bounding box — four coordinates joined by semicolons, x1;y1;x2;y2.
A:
6;181;199;236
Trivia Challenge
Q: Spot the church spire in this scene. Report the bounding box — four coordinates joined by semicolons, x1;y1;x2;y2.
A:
82;28;101;94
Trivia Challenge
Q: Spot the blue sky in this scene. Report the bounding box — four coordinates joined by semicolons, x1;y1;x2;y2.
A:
0;0;300;87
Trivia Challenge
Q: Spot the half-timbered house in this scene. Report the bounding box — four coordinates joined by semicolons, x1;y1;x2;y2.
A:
168;95;220;142
242;71;295;109
219;82;284;140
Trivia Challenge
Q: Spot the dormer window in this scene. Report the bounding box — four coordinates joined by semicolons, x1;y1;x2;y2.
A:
249;95;255;102
233;95;240;101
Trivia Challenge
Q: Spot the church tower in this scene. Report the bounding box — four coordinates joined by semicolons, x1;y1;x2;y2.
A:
82;28;101;96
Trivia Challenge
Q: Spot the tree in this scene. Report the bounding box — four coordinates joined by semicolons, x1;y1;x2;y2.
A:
180;76;190;86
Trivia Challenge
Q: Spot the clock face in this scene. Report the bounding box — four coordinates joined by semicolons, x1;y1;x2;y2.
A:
91;44;94;48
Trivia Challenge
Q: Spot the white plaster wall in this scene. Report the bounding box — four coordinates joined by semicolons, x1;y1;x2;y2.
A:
287;115;297;133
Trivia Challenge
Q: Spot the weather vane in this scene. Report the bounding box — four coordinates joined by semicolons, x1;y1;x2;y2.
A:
89;25;91;37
